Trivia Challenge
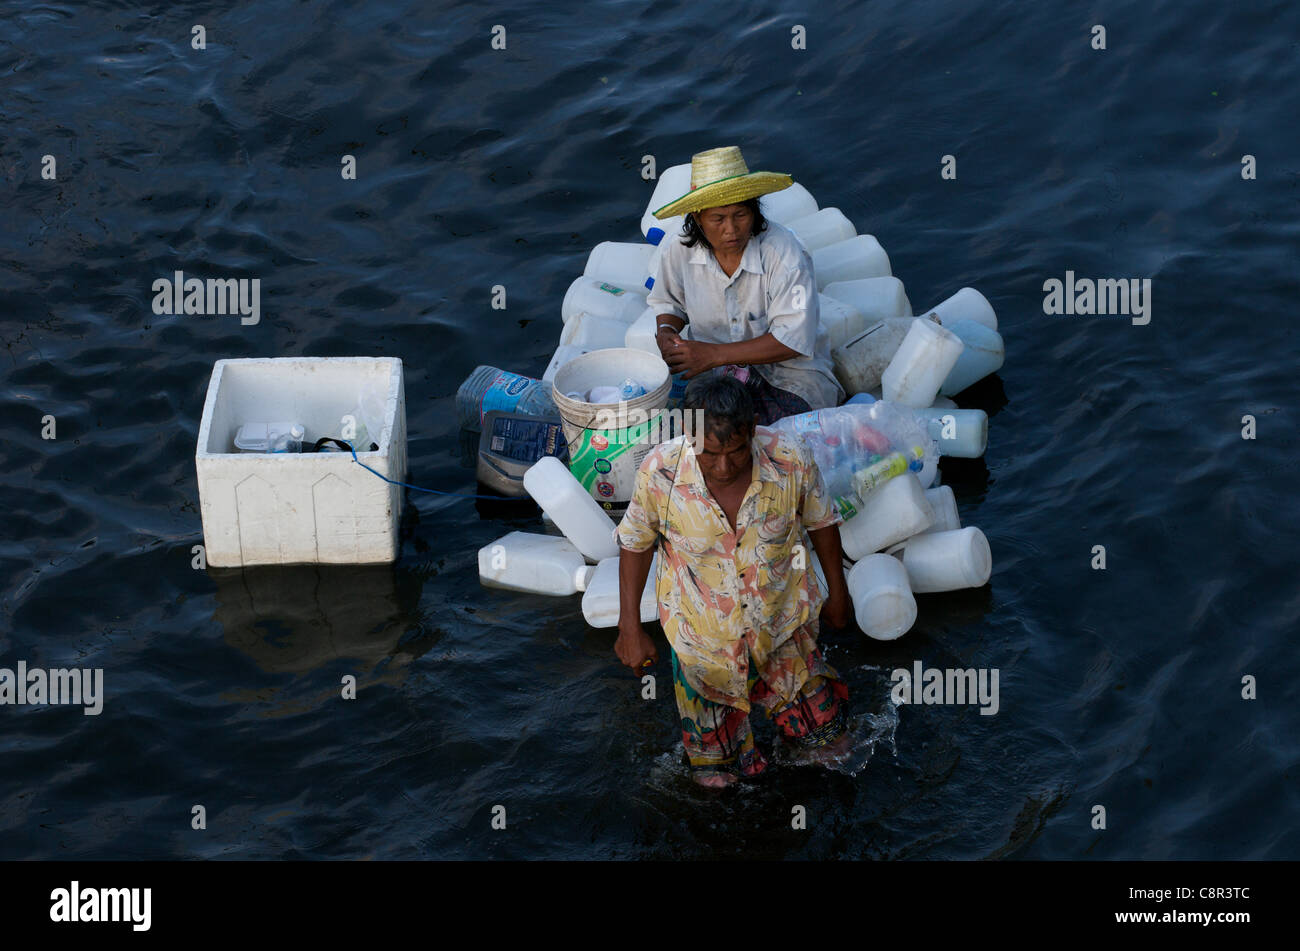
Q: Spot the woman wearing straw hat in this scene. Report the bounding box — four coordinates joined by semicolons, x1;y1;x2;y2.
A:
647;146;844;425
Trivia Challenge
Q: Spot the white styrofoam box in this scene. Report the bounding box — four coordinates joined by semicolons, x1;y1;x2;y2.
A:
196;357;407;567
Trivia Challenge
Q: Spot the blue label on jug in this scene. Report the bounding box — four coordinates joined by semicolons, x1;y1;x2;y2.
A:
482;371;532;416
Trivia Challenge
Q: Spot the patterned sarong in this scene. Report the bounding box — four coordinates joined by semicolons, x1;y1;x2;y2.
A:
671;640;849;781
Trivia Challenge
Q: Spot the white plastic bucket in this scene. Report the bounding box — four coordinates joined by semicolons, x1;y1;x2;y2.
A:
551;348;673;512
848;553;917;640
920;287;997;332
898;526;991;593
786;207;855;251
882;318;966;408
584;242;657;290
824;276;912;322
812;235;891;289
561;275;648;326
760;182;818;223
839;471;934;561
523;457;621;561
939;319;1005;396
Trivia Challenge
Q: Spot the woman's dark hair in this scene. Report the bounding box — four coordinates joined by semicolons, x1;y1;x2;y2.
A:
682;374;755;447
678;196;768;249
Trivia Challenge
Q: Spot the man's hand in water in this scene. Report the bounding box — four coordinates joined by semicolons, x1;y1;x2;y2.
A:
614;622;658;670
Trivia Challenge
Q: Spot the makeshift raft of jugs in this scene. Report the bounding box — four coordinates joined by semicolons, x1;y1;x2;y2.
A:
469;162;1003;636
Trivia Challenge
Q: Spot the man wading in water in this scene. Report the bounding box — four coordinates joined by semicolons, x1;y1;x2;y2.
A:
613;376;854;787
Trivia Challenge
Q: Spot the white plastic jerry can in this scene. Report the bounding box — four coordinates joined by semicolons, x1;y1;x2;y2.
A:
580;553;661;627
523;456;621;562
478;531;595;595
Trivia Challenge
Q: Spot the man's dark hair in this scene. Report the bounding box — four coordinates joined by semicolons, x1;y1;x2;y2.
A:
683;374;755;447
679;197;768;249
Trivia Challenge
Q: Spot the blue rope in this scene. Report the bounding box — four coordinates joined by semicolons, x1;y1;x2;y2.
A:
347;446;520;502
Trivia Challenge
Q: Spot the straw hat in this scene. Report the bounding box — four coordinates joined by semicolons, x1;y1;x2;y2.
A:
652;146;793;220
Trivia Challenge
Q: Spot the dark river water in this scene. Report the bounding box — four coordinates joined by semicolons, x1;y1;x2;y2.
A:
1;0;1297;859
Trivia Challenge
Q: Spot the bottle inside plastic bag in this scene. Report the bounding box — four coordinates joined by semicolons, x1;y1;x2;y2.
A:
771;401;937;517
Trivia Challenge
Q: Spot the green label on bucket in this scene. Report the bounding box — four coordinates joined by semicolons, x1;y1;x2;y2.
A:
597;282;625;295
567;413;665;493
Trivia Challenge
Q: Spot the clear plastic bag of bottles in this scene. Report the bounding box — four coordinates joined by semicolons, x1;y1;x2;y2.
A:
770;401;937;520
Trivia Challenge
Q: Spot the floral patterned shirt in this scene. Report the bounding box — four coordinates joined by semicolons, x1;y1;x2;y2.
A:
614;426;841;710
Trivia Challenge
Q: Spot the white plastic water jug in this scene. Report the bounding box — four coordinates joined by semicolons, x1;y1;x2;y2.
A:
641;164;693;244
920;485;961;534
920;287;998;332
785;207;856;251
759;182;819;223
523;456;621;562
882;318;966;408
930;395;957;410
910;406;988;458
823;276;913;322
848;554;917;640
456;366;559;432
811;235;892;289
585;242;657;290
560;311;632;350
644;239;666;289
896;526;991;593
544;344;596;383
478;532;595;595
831;317;932;396
624;306;660;354
818;293;866;350
839;471;934;561
580;553;661;627
561;276;649;325
939;319;1005;396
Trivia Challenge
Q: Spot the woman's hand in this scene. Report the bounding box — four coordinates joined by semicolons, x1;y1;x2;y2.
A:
661;335;719;379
